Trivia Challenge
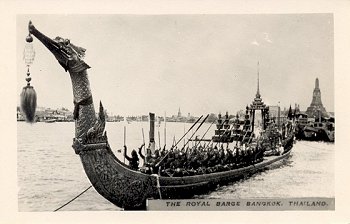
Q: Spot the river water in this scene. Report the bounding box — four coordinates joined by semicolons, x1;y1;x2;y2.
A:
17;121;334;211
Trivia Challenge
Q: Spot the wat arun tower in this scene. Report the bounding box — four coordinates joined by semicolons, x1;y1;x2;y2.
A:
306;78;328;117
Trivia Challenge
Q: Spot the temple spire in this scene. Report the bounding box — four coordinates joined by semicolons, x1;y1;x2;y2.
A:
256;61;260;98
306;77;327;117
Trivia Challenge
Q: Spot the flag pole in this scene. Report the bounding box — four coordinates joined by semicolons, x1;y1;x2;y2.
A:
158;123;161;150
164;112;166;148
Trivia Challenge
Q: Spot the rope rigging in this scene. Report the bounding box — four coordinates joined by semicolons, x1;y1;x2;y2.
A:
53;185;92;212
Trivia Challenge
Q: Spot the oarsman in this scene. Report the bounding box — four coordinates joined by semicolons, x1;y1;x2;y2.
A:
123;145;140;171
234;146;241;167
224;148;234;165
189;151;201;170
253;141;262;163
152;136;271;176
281;123;286;139
164;149;175;169
139;150;153;174
207;150;217;167
160;145;167;157
137;143;146;162
233;147;240;168
219;147;226;165
179;151;187;168
247;147;254;165
242;147;249;166
199;151;209;168
149;150;161;174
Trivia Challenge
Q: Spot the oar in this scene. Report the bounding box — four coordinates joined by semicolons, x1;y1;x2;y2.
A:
213;119;238;148
202;139;213;151
203;118;234;151
191;128;194;148
142;128;145;156
142;128;145;145
183;114;209;148
240;127;251;145
172;135;176;147
183;123;186;148
158;126;161;150
194;119;216;148
123;126;126;164
158;130;160;149
174;115;203;148
164;112;166;148
155;115;203;167
203;126;222;151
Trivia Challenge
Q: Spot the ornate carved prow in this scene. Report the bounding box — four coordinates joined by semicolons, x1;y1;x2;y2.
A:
72;101;108;155
85;101;106;142
29;21;156;210
29;21;97;137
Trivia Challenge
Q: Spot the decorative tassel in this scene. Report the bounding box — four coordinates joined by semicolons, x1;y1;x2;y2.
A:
20;85;37;123
21;32;37;123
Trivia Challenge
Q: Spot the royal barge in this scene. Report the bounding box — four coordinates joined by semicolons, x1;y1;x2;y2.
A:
24;21;294;210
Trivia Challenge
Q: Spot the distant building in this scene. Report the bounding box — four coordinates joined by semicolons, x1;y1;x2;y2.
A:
17;106;25;121
306;78;328;117
294;103;301;114
141;115;149;122
105;112;124;122
269;106;287;124
17;106;74;122
177;107;182;118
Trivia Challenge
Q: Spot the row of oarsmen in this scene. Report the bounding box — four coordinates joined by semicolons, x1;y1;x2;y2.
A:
123;142;265;176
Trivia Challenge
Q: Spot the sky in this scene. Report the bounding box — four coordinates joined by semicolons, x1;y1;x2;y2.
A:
17;14;334;117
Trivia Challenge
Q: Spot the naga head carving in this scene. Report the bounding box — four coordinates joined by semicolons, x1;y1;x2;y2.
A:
28;21;90;72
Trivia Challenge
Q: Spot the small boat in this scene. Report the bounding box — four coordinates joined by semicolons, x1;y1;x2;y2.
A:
28;21;294;210
44;118;56;123
295;114;334;142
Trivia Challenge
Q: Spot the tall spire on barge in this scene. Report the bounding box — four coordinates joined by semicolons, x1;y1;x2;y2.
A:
252;61;263;104
249;61;269;132
256;61;260;98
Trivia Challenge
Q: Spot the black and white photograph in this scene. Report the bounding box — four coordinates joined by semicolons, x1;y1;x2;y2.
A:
16;13;335;211
1;1;350;223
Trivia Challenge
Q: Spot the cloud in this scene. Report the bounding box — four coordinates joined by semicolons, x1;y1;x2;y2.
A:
263;32;273;43
251;40;260;46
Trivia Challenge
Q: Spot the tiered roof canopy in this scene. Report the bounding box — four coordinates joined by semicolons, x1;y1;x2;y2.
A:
249;62;267;110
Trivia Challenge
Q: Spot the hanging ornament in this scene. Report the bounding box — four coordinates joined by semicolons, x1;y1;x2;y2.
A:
24;34;35;65
20;33;37;123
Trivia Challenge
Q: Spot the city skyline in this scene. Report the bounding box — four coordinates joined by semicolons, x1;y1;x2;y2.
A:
17;14;334;117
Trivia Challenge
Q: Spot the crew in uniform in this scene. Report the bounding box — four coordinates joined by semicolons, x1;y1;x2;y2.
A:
123;145;140;171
